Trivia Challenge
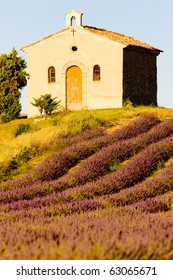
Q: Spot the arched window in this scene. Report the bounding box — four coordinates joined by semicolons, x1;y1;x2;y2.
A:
71;16;76;26
48;66;56;83
93;65;101;81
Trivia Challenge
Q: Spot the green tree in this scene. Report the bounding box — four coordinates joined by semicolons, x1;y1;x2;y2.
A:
31;94;61;116
0;48;28;123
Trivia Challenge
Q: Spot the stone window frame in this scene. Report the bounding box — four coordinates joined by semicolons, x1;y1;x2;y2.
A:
93;65;101;81
48;66;56;83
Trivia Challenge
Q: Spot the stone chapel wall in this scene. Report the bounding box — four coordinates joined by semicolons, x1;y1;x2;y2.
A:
123;47;157;106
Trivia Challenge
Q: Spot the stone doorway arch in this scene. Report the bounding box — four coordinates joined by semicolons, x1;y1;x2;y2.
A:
61;61;87;109
66;65;82;109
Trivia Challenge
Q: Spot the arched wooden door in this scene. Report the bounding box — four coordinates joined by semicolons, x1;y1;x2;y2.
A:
66;66;82;109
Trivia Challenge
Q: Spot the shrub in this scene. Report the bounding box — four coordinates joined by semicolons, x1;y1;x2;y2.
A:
31;94;61;116
14;123;32;137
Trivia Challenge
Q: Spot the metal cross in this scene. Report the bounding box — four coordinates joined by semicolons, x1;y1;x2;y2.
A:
71;28;76;37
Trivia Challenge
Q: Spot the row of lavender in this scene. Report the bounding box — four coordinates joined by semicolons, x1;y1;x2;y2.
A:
1;113;173;259
0;113;159;191
3;162;173;216
0;203;173;259
49;117;173;191
1;117;173;210
0;114;172;203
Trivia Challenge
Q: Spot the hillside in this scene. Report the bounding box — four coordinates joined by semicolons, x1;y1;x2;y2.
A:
1;107;173;259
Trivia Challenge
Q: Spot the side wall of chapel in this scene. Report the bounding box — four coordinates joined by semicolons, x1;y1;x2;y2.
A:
123;47;158;106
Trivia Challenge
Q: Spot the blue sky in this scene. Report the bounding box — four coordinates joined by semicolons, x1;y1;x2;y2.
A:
1;0;173;112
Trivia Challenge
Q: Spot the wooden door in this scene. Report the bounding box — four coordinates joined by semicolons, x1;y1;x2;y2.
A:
66;66;82;109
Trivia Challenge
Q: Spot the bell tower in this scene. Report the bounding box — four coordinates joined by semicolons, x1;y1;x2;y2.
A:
66;10;83;27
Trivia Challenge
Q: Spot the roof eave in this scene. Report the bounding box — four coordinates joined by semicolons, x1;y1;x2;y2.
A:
124;45;163;56
21;27;70;52
83;26;162;55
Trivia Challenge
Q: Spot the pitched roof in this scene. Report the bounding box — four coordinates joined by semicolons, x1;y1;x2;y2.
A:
21;28;69;50
83;26;162;54
21;25;162;54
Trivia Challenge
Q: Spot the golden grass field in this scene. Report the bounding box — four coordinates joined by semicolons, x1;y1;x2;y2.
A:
1;106;173;182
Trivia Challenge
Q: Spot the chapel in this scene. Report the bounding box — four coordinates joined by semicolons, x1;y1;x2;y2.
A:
21;10;162;117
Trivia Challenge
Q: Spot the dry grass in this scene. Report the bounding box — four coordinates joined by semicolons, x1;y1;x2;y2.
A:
0;106;173;181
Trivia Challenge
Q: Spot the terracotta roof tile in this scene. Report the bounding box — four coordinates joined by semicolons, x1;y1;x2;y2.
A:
83;25;162;53
21;25;162;54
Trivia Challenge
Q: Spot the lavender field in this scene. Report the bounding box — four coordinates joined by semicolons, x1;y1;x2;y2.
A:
1;112;173;259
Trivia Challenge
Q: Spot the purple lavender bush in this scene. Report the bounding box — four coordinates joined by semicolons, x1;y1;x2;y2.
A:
50;117;173;190
0;113;159;191
103;162;173;208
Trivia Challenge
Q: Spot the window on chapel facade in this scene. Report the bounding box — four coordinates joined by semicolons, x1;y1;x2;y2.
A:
48;67;56;83
93;65;101;81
